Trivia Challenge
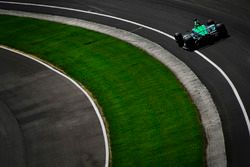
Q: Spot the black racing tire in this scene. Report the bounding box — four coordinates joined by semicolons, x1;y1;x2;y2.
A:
216;23;228;38
207;19;215;26
184;37;196;50
174;32;184;47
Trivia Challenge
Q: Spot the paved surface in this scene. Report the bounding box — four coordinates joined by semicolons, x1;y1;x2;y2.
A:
1;0;250;166
0;48;105;167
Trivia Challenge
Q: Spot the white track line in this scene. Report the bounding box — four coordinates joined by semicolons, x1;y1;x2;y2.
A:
195;51;250;135
0;1;175;40
0;0;249;153
0;45;110;167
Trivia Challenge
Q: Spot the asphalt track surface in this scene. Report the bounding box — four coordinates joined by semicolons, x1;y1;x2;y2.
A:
0;0;250;166
0;48;106;167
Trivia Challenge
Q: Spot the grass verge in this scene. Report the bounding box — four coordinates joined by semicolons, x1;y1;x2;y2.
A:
0;15;204;166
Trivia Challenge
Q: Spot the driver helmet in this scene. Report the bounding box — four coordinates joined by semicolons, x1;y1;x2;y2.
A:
194;18;201;27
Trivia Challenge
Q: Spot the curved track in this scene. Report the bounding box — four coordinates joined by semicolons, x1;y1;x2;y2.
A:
0;47;106;166
1;0;250;166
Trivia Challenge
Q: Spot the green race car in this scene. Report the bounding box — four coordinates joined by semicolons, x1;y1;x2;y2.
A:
174;19;228;50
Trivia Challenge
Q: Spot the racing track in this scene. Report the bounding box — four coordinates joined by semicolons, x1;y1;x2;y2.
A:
0;47;106;167
0;0;250;166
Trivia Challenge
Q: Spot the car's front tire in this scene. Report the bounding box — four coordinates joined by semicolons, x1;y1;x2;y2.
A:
207;19;215;26
216;23;228;38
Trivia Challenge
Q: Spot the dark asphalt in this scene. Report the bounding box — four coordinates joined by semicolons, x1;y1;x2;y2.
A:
0;48;105;167
0;0;250;166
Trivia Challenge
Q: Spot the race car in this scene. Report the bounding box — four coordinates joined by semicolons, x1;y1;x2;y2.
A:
174;19;228;50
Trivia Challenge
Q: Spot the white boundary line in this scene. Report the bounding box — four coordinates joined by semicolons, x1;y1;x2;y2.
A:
194;51;250;134
0;0;249;137
0;1;175;39
0;45;110;167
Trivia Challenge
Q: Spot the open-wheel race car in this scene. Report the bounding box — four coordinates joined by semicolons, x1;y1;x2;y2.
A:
174;19;228;50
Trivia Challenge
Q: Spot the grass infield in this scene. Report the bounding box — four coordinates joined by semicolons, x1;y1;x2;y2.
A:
0;15;205;166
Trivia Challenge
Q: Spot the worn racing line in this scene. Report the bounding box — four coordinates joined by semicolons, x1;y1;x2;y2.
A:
1;0;250;166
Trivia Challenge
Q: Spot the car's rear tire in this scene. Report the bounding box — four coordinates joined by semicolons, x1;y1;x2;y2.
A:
184;37;196;50
216;23;228;38
174;32;184;47
207;19;215;26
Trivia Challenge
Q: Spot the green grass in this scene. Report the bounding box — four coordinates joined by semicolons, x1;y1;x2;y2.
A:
0;15;205;166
